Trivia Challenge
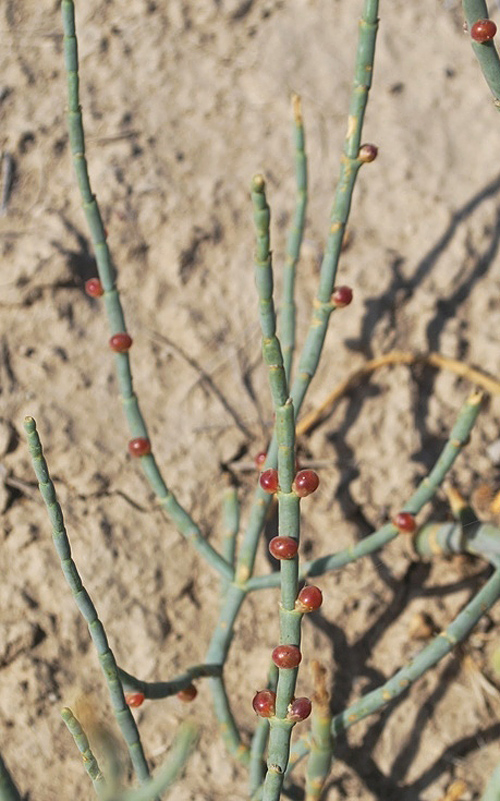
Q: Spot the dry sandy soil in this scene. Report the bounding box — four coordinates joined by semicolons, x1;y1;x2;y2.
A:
3;1;500;800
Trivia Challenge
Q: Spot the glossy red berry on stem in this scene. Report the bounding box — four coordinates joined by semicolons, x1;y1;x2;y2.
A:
287;697;312;722
293;469;320;498
124;691;145;708
128;437;151;457
252;689;276;717
331;286;353;308
177;685;197;702
260;468;279;494
296;585;323;612
471;19;497;42
109;333;133;353
393;511;417;534
358;143;378;163
85;278;104;297
254;451;267;469
272;644;302;669
269;536;298;560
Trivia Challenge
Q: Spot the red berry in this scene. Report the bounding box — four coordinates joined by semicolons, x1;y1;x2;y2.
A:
109;333;133;353
177;685;197;703
128;437;151;457
358;143;378;163
272;644;302;669
259;468;279;494
85;278;104;297
296;585;323;612
292;469;320;498
331;286;353;308
269;536;298;560
252;689;276;717
124;691;145;708
287;697;312;722
393;511;417;534
255;451;267;469
471;19;497;42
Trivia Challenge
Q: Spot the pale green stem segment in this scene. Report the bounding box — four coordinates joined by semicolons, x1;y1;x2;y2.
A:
0;753;22;801
251;176;306;801
23;417;152;789
288;560;500;770
61;708;107;797
304;707;333;801
236;0;379;583
280;94;308;388
205;585;250;763
118;663;221;698
221;486;240;594
61;0;232;582
463;0;500;105
481;764;500;801
248;391;483;591
249;664;279;796
106;723;198;801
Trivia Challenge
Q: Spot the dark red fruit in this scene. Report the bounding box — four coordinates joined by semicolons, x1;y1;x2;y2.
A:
471;19;497;42
393;511;417;534
287;697;312;722
252;689;276;717
255;451;267;469
272;644;302;669
260;468;279;494
358;143;378;163
85;278;104;297
177;685;197;702
331;286;353;308
124;691;145;708
293;470;320;498
128;437;152;457
296;585;323;612
269;536;298;560
109;333;133;353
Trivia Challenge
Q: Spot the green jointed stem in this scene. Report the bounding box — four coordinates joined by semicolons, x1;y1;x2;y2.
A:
288;561;500;772
106;722;198;801
251;176;307;801
249;664;279;796
236;0;379;583
222;485;240;568
280;94;308;387
463;0;500;105
23;417;152;789
305;706;333;800
118;663;222;699
0;753;22;801
61;0;231;582
205;584;249;761
248;391;483;592
61;708;107;796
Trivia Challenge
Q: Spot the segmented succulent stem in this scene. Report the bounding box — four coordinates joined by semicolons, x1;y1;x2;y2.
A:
118;663;222;699
304;663;333;801
463;0;500;105
61;708;107;796
280;94;308;388
247;390;483;591
23;417;152;789
236;0;379;585
61;0;232;583
249;664;279;796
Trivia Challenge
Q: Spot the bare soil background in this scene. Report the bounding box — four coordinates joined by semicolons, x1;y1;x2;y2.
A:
2;1;500;799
